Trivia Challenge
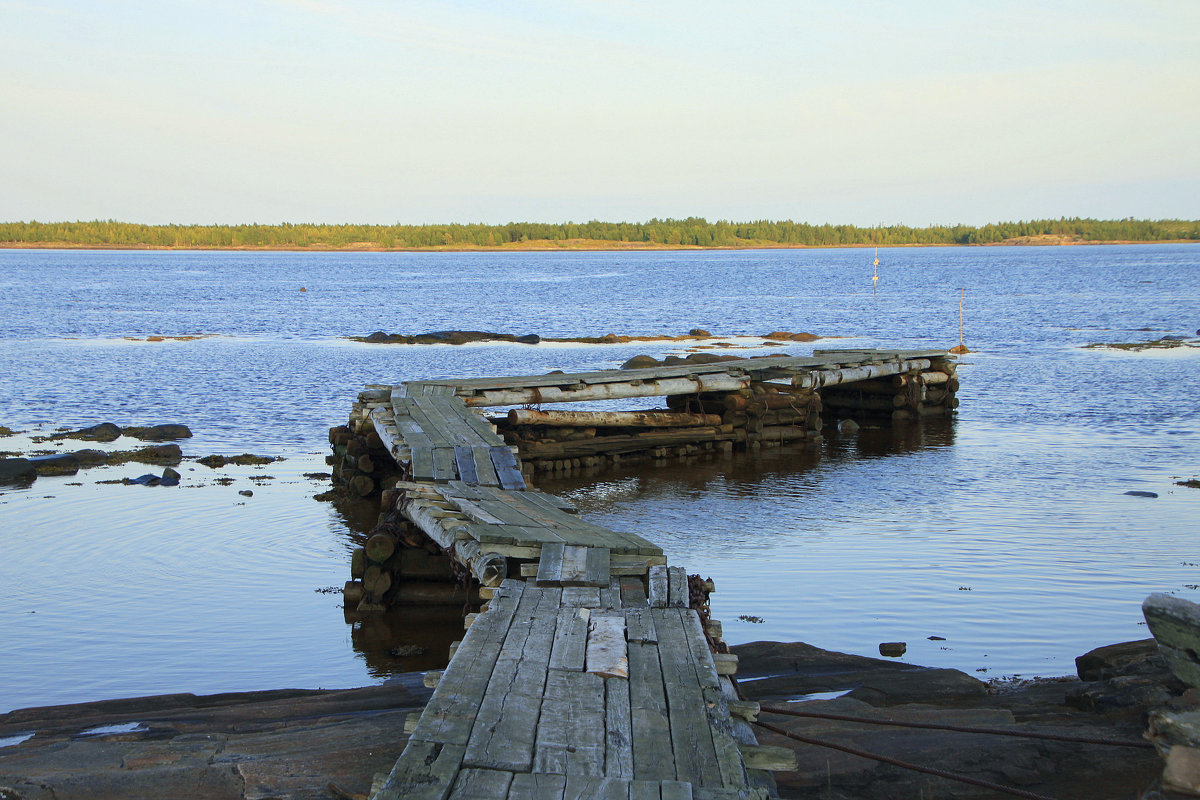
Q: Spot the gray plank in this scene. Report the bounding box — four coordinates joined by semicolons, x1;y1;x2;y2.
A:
585;547;611;586
549;606;590;671
600;577;623;610
464;586;562;771
490;445;527;490
433;446;458;482
650;608;722;786
605;676;634;779
659;781;694;800
507;773;567;800
536;542;566;585
454;445;480;485
625;607;658;645
449;768;513;799
564;776;631;800
647;566;669;608
630;781;662;800
666;566;688;608
534;669;606;777
561;586;601;608
471;523;566;546
473;445;502;487
375;740;466;800
409;580;525;746
626;639;673;781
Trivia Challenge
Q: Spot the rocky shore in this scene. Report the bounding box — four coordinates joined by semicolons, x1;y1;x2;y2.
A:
0;636;1182;800
348;328;822;346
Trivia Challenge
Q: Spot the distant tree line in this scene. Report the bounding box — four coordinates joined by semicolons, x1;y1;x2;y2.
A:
1;217;1196;249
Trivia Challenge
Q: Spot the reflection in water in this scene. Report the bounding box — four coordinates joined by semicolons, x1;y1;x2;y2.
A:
349;606;468;677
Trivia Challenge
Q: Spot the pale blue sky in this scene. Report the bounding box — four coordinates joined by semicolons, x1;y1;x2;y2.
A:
2;0;1197;225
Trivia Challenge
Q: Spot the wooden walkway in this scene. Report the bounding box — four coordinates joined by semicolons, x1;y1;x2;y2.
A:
357;351;955;800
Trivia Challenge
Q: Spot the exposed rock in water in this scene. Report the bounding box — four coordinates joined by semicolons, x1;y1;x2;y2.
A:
56;422;122;442
762;330;821;342
122;424;193;441
197;453;279;468
107;444;183;466
160;467;181;487
0;457;37;484
28;453;80;476
878;641;906;658
73;449;109;467
1125;490;1159;498
621;355;661;369
688;328;712;336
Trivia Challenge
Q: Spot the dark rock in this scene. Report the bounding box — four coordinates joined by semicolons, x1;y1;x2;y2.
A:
1144;593;1200;688
363;331;391;343
878;642;907;658
837;419;860;435
117;444;182;466
28;453;80;476
1125;490;1159;498
126;474;161;486
1065;674;1176;712
239;489;253;497
688;328;712;337
1076;638;1161;681
684;352;728;364
621;355;660;370
160;467;181;487
122;424;192;442
0;457;37;484
515;334;540;344
64;422;122;442
197;453;276;468
72;449;109;467
662;355;685;366
731;641;985;706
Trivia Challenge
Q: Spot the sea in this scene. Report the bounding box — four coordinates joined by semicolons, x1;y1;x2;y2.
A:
0;244;1197;714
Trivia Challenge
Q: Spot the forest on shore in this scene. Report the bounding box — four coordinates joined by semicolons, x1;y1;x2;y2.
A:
1;217;1197;250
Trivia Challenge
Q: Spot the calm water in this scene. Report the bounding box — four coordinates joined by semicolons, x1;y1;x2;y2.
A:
1;245;1198;713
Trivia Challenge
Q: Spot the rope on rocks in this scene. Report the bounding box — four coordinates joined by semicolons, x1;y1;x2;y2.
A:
752;718;1059;800
757;704;1155;749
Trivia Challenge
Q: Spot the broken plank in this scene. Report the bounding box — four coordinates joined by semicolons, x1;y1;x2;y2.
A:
648;566;669;608
449;768;514;799
490;445;527;490
586;613;628;679
666;566;688;608
374;741;466;800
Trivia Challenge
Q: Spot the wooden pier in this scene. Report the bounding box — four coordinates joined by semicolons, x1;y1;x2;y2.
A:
329;350;957;800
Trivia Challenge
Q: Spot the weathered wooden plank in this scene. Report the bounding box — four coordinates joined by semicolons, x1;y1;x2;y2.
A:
520;489;579;514
454;445;480;485
465;586;562;772
666;566;688;608
647;566;669;608
534;669;606;777
585;547;611;586
630;781;661;800
678;611;720;690
600;577;623;610
561;586;601;608
490;445;527;490
432;446;458;482
470;523;566;546
659;781;693;800
374;741;466;800
506;773;567;800
651;608;722;786
586;613;628;679
627;638;673;782
564;776;631;800
557;544;597;585
625;607;657;645
409;580;524;746
472;445;502;487
445;496;507;525
549;607;590;672
536;542;567;586
605;676;634;779
449;768;514;799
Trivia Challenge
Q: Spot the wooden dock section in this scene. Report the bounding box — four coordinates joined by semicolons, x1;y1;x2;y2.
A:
330;350;958;800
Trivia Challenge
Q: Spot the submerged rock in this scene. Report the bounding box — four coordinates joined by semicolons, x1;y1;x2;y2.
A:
28;453;80;476
62;422;122;442
123;424;193;441
0;457;37;484
73;449;110;467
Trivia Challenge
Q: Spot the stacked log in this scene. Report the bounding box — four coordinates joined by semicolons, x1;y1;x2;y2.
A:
496;382;823;476
818;359;960;423
343;515;477;614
